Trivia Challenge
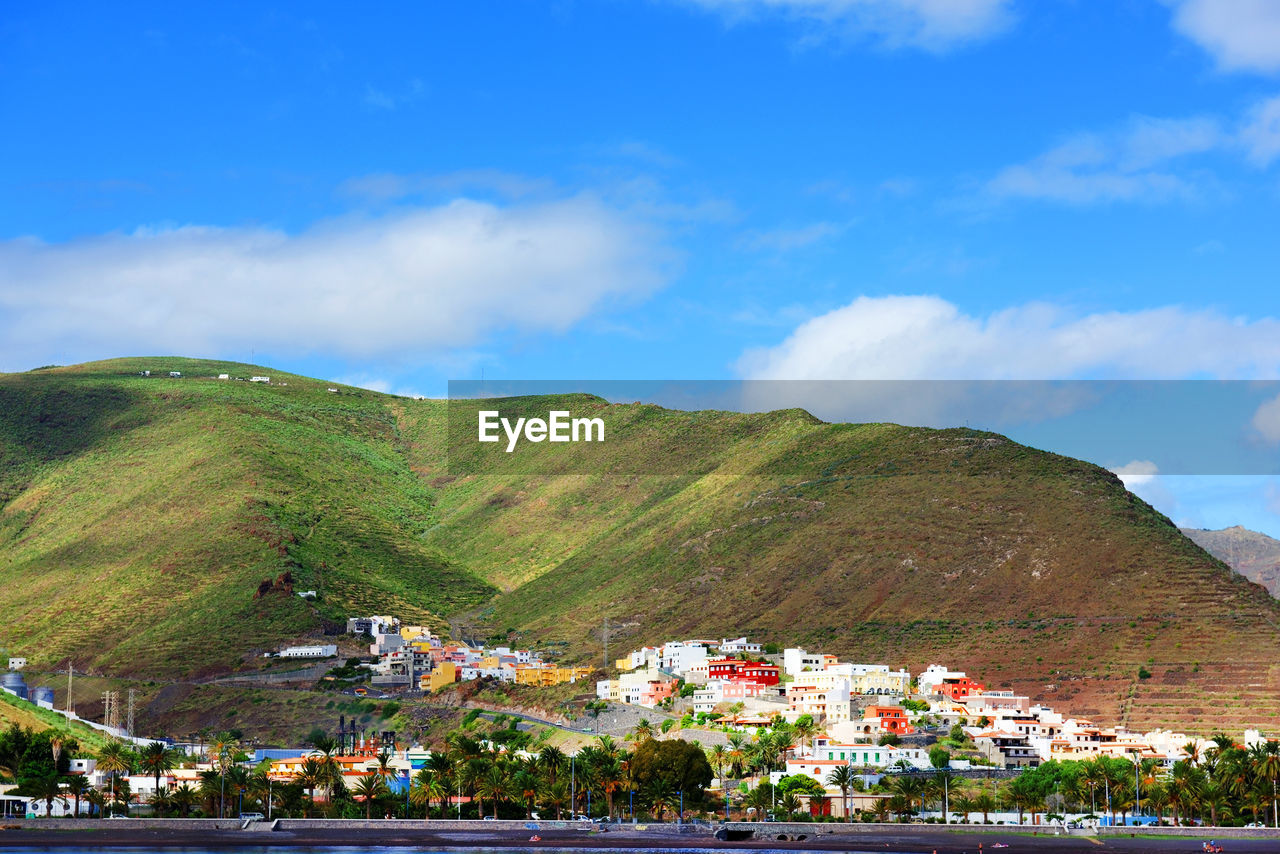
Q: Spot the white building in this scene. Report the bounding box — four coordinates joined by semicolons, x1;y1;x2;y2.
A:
719;637;762;655
660;641;709;675
786;671;853;723
250;376;271;383
6;658;25;671
278;644;337;658
692;679;769;714
347;615;400;636
783;648;824;677
918;664;967;695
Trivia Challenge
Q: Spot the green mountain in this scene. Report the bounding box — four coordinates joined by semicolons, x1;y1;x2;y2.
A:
3;357;1279;733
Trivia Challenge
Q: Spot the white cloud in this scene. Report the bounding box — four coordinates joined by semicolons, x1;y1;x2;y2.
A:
682;0;1013;51
1112;460;1160;489
739;295;1280;380
1252;394;1280;443
1240;95;1280;166
739;221;845;251
338;170;553;202
986;116;1224;204
0;196;673;370
363;79;425;111
1168;0;1280;74
333;374;432;400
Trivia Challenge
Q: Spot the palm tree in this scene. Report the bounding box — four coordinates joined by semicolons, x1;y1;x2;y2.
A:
1200;779;1232;827
111;777;134;817
85;787;107;819
1254;741;1280;828
16;774;66;817
352;772;389;820
96;740;134;812
708;744;728;787
826;765;857;822
597;754;628;819
171;783;198;818
425;751;455;815
779;792;802;821
888;775;926;819
411;768;447;819
137;742;176;796
973;792;996;824
1168;760;1206;826
645;779;675;821
744;783;774;820
1144;780;1170;825
64;774;90;818
513;766;541;819
149;785;173;817
952;794;977;824
726;734;749;780
248;770;274;817
633;719;654;743
792;715;820;748
477;763;511;819
296;757;325;816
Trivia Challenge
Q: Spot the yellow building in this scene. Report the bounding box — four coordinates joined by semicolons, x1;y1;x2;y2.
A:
423;661;458;693
515;664;592;687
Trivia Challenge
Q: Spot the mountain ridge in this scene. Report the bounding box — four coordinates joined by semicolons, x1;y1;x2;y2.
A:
2;357;1279;733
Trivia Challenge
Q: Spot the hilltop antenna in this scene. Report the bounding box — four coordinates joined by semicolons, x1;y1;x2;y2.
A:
126;689;137;737
65;664;74;715
603;617;609;669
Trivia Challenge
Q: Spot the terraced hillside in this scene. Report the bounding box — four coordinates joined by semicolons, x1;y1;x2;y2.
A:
2;358;1279;733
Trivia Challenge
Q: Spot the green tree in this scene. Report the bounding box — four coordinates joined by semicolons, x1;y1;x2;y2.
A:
629;738;713;805
137;742;177;796
352;772;389;820
63;774;90;818
15;773;66;817
929;745;951;769
826;764;858;822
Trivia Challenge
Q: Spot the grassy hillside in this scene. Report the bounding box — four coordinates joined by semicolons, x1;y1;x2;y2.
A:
0;690;115;752
0;358;493;677
3;358;1280;733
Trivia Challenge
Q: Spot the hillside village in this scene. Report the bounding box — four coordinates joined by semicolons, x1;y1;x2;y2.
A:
5;623;1279;826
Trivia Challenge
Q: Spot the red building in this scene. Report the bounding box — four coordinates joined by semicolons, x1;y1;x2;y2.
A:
707;658;780;686
863;705;915;736
936;676;985;701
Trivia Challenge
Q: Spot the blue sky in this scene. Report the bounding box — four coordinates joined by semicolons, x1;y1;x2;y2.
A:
3;0;1280;534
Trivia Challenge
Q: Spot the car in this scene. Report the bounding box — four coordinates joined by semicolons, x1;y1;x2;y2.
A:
240;812;266;822
483;815;496;821
106;813;130;819
575;814;591;821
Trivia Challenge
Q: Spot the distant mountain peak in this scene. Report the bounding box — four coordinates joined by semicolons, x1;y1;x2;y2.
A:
1181;525;1280;598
